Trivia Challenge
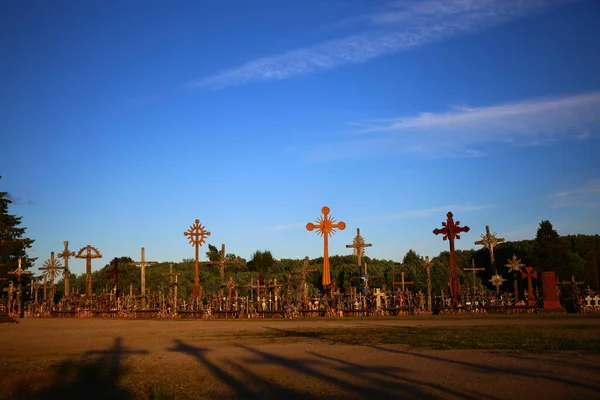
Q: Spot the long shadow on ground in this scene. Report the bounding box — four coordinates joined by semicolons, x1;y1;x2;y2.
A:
4;337;148;400
263;326;600;394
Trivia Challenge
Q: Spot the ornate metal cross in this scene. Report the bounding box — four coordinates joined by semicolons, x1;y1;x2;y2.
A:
433;211;470;303
346;228;372;268
475;226;505;269
39;252;64;303
75;245;102;298
521;266;538;306
184;219;211;298
57;241;75;296
129;247;157;298
204;244;243;285
489;273;507;294
464;259;485;295
505;254;525;300
306;206;346;289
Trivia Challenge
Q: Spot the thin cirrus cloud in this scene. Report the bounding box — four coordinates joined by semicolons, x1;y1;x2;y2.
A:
292;91;600;162
192;0;578;89
375;204;493;221
551;179;600;208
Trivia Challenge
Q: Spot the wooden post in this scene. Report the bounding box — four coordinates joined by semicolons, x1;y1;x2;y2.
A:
57;241;75;296
421;256;434;312
75;245;102;298
203;244;243;285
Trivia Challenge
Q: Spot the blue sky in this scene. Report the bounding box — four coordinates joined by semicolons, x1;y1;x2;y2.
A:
1;0;599;277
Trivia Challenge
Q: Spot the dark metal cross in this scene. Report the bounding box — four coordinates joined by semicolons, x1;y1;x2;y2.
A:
107;258;126;293
433;211;470;304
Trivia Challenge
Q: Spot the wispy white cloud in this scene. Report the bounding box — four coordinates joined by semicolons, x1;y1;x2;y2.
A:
551;179;600;208
374;204;493;221
289;91;600;161
193;0;577;89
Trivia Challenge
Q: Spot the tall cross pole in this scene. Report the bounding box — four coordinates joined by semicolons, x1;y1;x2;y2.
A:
57;241;75;296
38;251;64;303
75;245;102;298
521;266;538;306
464;259;485;295
129;247;157;297
346;228;372;268
8;259;32;318
298;256;317;302
306;206;346;291
505;254;525;300
422;256;434;311
184;219;211;299
433;211;470;304
475;226;505;272
204;244;243;285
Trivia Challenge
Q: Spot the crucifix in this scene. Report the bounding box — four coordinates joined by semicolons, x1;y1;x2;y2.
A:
184;219;211;298
521;266;538;306
57;241;75;296
505;254;525;300
107;258;126;297
8;258;32;318
75;245;102;298
39;252;64;303
346;228;372;268
489;273;507;294
129;247;157;299
464;259;485;295
306;206;346;291
203;244;243;285
268;278;284;311
393;271;414;293
421;256;434;312
433;211;470;304
475;225;505;271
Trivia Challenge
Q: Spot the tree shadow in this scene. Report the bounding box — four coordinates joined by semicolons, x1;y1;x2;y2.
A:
6;337;148;400
263;326;600;393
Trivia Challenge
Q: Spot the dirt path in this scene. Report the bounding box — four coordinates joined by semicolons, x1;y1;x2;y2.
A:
2;318;599;399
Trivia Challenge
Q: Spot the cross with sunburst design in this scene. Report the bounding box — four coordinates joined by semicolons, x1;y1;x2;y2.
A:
306;206;345;288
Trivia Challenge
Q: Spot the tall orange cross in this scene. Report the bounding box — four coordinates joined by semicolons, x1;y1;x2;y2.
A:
306;206;345;289
184;219;210;298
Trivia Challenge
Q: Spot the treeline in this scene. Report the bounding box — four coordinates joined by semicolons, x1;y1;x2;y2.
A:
51;221;600;300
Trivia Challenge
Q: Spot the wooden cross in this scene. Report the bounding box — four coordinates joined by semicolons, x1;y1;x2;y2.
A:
422;256;435;311
203;244;243;285
489;273;507;294
464;259;485;295
373;288;386;310
346;228;372;268
433;211;470;303
107;258;126;294
75;245;102;298
393;271;414;293
162;263;181;306
360;262;380;294
475;225;505;268
520;266;538;306
129;247;157;297
298;256;317;302
184;219;210;298
39;252;64;302
57;241;75;296
226;275;238;300
561;275;584;297
505;254;525;300
8;259;32;318
306;206;346;289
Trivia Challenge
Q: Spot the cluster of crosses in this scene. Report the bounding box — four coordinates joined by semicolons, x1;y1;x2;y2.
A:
3;206;583;317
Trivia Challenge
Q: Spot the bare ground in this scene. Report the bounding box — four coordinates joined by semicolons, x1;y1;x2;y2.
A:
1;317;600;399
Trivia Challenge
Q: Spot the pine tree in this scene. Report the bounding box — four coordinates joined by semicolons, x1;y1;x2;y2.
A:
0;176;36;282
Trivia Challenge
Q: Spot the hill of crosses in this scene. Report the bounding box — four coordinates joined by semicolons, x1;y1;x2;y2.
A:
2;206;599;319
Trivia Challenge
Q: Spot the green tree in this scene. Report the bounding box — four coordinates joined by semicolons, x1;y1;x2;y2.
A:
0;177;36;287
247;250;276;277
